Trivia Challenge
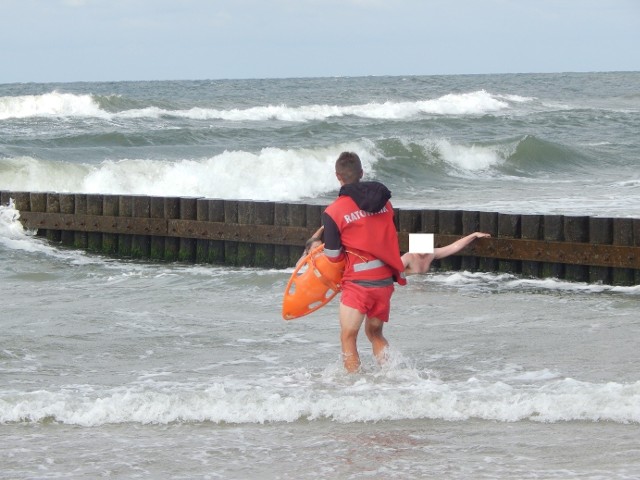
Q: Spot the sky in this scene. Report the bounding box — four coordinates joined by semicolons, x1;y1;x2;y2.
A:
1;0;638;83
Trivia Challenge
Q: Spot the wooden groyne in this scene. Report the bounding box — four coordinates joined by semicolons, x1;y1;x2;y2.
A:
3;191;639;286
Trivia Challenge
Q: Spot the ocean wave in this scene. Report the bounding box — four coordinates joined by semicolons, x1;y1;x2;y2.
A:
0;141;377;201
0;200;100;265
0;90;519;121
418;271;640;295
0;132;601;206
0;91;106;120
372;134;593;182
2;374;639;426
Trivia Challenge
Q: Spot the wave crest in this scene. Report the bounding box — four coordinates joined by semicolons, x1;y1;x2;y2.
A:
1;90;518;121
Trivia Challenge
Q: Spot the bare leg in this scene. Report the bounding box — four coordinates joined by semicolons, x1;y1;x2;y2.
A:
364;317;389;364
339;302;365;373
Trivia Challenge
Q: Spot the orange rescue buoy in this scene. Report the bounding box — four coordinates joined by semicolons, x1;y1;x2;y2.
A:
282;244;345;320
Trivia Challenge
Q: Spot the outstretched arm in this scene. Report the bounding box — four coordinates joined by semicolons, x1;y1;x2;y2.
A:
433;232;490;260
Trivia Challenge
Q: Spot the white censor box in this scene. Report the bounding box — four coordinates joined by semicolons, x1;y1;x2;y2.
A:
408;233;434;253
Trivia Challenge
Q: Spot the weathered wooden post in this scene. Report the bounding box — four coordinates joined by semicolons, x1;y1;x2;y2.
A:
521;214;543;278
498;213;521;274
30;192;48;239
273;202;291;269
397;208;422;255
542;215;564;279
207;199;225;264
117;196;133;257
74;194;88;249
254;201;275;268
164;197;180;261
564;216;589;282
195;199;209;263
236;200;256;266
224;200;239;265
611;218;634;285
589;217;613;284
479;211;499;272
86;194;104;253
102;195;119;255
149;196;166;260
131;196;151;259
635;219;640;285
461;210;480;272
178;197;198;262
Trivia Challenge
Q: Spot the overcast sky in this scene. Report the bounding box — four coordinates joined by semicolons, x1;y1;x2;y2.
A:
1;0;638;83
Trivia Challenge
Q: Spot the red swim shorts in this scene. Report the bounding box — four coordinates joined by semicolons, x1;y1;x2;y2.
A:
340;281;395;322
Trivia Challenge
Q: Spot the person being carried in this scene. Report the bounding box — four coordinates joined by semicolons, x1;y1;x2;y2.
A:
402;232;491;274
300;228;490;275
322;152;406;373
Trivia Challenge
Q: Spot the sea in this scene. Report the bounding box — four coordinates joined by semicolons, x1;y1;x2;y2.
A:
1;72;640;479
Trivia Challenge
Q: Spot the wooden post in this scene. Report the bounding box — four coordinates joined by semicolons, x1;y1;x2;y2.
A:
207;199;225;264
461;210;480;272
398;209;422;237
498;213;521;274
397;208;422;255
438;210;462;271
420;209;437;233
564;216;589;282
178;197;198;262
30;192;48;239
74;194;88;249
45;193;62;242
195;199;209;263
118;196;133;257
542;215;564;279
273;202;291;269
635;219;640;285
306;204;323;230
164;197;180;261
149;196;166;260
287;203;307;266
588;217;613;284
479;211;498;272
236;200;255;266
12;192;31;212
254;201;275;268
86;194;104;253
131;196;151;259
521;214;543;278
608;219;633;285
224;200;239;265
59;194;75;246
102;195;119;255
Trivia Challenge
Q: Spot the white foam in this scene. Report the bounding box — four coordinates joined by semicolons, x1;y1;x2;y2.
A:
0;198;103;265
0;199;46;253
2;373;639;426
1;142;378;200
418;271;640;295
0;90;516;122
435;138;507;172
0;92;105;120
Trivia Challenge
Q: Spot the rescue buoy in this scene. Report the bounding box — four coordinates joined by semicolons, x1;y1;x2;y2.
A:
282;244;345;320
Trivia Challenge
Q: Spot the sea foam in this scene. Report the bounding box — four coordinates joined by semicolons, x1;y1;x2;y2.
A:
2;374;639;426
0;90;517;121
0;142;378;201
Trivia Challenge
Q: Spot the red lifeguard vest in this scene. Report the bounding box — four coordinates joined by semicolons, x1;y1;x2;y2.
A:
324;195;406;286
